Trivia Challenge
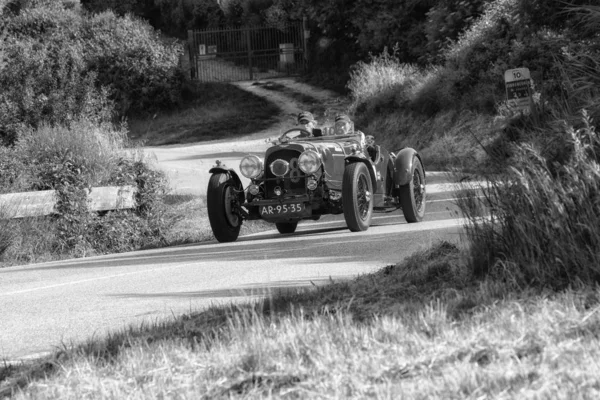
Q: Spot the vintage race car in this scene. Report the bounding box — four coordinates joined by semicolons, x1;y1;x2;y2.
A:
207;127;426;242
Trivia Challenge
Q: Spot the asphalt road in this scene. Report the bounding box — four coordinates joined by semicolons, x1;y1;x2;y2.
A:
1;80;474;362
0;173;467;361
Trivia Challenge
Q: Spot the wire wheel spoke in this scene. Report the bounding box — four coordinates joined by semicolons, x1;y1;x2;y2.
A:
357;175;370;219
413;170;424;210
224;186;239;226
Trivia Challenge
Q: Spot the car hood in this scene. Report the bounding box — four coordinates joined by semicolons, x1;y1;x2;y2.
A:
265;136;365;187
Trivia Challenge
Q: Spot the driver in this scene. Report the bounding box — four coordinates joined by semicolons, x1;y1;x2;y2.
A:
297;111;322;137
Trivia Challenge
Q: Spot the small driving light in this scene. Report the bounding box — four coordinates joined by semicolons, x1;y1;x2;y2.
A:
350;144;358;154
248;184;260;195
274;186;283;196
329;190;342;201
307;177;318;191
298;150;322;174
270;159;289;177
239;155;263;179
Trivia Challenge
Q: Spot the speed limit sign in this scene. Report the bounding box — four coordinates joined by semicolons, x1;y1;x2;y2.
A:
504;68;532;113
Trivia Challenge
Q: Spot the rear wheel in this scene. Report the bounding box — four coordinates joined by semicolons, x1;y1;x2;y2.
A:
342;162;373;231
399;157;426;222
207;173;243;242
276;222;298;234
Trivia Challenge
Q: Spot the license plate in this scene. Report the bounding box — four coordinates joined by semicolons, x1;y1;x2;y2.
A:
260;203;304;215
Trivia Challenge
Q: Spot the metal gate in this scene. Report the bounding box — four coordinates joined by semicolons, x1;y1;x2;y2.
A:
187;22;306;82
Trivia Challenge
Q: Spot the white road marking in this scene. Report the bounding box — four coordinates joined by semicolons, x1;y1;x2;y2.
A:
1;263;198;296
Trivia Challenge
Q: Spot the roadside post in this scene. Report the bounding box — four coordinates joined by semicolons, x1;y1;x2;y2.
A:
504;68;532;114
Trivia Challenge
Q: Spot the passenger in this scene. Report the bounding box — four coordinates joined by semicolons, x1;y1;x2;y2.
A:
297;111;322;137
334;114;378;161
333;114;354;135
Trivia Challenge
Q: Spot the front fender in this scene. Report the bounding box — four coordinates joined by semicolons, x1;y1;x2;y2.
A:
208;167;243;189
394;148;424;187
345;156;378;192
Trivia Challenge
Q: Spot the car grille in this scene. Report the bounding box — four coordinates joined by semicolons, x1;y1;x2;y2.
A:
265;149;306;198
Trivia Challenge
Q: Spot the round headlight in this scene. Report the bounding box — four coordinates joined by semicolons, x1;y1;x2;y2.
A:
298;150;322;174
270;159;289;177
239;155;263;179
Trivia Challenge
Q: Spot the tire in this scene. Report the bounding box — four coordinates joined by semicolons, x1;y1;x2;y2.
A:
342;162;374;231
207;173;243;242
276;222;298;234
399;157;426;223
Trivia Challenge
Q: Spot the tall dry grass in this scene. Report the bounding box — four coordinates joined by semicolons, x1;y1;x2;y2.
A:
456;4;600;289
347;48;430;113
458;112;600;288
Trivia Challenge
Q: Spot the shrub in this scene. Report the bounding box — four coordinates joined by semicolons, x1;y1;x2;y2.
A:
423;0;487;63
81;11;185;116
0;146;27;192
1;2;185;144
86;211;154;254
16;119;128;190
0;3;113;144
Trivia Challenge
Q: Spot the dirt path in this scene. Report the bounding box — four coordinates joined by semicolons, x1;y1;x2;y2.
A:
144;78;350;195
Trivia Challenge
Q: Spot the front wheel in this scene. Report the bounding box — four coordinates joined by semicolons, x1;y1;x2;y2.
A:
276;222;298;234
399;157;426;223
342;162;374;231
207;173;243;242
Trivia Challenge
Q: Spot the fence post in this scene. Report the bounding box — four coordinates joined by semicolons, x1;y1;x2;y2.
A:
246;28;253;80
302;16;310;65
187;29;196;80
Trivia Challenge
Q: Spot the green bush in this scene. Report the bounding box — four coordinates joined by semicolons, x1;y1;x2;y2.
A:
86;211;158;254
16;119;128;190
0;39;110;144
0;121;171;260
424;0;487;63
1;1;185;145
81;11;185;116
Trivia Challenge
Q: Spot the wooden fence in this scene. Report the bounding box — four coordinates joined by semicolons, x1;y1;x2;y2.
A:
0;186;137;219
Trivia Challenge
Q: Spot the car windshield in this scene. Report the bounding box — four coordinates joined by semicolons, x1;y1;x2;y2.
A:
278;128;362;143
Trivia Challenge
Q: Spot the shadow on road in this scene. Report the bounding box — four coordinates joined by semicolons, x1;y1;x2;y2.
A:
108;276;355;300
0;223;455;273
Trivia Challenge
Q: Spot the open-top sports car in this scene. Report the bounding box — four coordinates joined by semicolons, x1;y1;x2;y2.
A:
207;127;426;242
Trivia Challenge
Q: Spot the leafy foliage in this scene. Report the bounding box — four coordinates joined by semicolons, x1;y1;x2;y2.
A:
80;0;226;37
0;0;185;146
81;11;184;116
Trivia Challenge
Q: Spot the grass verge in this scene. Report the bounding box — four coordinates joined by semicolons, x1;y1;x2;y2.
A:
2;241;600;398
127;82;281;146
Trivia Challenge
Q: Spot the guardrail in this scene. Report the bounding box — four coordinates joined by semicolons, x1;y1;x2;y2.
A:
0;186;137;219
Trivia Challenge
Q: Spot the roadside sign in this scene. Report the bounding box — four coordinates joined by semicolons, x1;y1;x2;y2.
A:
504;68;532;113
